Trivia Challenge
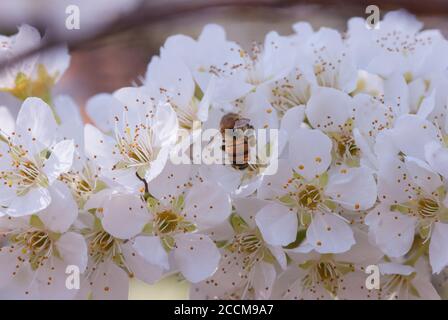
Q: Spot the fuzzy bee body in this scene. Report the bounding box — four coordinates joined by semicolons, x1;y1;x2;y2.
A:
219;113;256;171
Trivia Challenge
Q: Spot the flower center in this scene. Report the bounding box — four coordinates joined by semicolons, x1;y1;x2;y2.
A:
114;126;156;170
382;273;416;299
331;133;359;160
88;230;118;262
232;231;265;270
172;100;199;131
417;198;439;219
297;184;322;210
11;230;53;270
234;232;262;254
301;259;354;295
155;210;182;234
7;64;55;104
4;145;48;195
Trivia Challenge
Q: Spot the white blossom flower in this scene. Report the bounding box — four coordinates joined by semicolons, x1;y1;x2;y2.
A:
79;190;165;300
145;52;212;134
347;10;448;80
84;87;178;191
258;127;377;254
271;231;382;300
132;161;231;283
190;198;286;299
161;24;252;104
366;151;448;274
0;181;86;299
0;25;70;105
199;89;282;197
0;97;75;216
377;262;440;300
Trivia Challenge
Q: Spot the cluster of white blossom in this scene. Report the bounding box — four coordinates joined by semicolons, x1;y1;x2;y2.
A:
1;10;448;300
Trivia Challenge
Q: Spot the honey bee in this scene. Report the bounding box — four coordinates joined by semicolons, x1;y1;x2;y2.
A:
219;113;256;170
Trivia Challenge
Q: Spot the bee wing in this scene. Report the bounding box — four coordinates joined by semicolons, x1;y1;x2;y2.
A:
234;118;251;128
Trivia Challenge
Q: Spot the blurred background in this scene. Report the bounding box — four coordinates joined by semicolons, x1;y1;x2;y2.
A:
1;0;448;299
2;0;448;118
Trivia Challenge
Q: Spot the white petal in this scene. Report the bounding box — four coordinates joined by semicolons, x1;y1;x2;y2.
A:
6;187;51;217
146;54;194;109
391;115;439;159
252;262;276;300
377;154;414;205
102;193;149;239
379;263;415;276
280;105;305;138
183;181;231;230
85;93;122;133
43;139;75;184
404;156;442;193
335;229;383;265
306;87;352;132
38;181;77;233
53;95;83;145
383;73;409;115
90;262;129;300
174;233;220;283
133;236;169;270
268;245;287;270
151;103;179;148
416;90;435;119
425;141;448;180
16;97;57;149
121;242;164;285
147;160;192;203
0;106;15;136
0;247;22;287
56;232;88;273
325;166;377;211
143;146;170;183
258;159;295;200
307;212;355;254
289;128;332;181
84;124;118;169
365;208;417;258
233;197;271;229
429;222;448;274
255;203;297;246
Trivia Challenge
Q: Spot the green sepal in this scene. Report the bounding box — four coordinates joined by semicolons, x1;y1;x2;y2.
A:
283;229;307;249
29;214;45;229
